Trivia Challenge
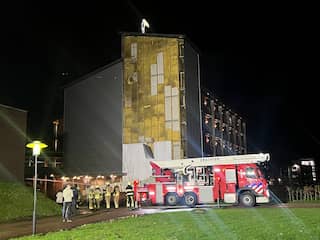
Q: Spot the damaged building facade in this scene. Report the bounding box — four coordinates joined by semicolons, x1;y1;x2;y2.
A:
63;33;246;182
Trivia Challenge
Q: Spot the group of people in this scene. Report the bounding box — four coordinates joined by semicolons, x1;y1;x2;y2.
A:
56;181;136;222
55;184;80;223
87;184;121;210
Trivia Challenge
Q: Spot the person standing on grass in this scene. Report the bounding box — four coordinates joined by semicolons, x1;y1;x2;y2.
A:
61;185;67;220
56;189;63;205
62;184;74;222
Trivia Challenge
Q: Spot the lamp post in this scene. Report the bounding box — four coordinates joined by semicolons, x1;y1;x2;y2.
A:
26;140;47;235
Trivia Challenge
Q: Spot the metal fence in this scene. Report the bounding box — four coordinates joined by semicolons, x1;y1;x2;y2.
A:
286;185;320;201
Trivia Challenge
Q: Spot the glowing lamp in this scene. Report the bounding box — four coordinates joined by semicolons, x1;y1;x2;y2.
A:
26;140;48;156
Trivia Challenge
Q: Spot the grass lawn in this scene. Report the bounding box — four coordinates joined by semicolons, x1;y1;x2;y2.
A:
15;207;320;240
0;182;61;222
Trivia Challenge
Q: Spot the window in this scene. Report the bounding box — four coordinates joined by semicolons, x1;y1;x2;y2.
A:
179;72;185;89
131;43;137;59
179;43;184;57
225;169;236;183
245;167;257;178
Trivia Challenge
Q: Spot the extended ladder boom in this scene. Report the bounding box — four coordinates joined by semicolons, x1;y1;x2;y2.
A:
151;153;270;170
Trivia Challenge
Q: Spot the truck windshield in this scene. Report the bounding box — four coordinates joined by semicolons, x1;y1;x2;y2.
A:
245;167;257;178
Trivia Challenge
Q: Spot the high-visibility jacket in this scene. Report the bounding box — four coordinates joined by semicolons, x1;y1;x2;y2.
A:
105;186;113;197
94;189;101;199
113;186;120;196
88;191;95;199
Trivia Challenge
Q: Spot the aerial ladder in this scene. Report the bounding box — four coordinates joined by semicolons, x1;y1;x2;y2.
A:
150;153;270;173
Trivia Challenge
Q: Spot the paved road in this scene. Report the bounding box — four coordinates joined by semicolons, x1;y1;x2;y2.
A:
0;205;218;239
0;207;147;240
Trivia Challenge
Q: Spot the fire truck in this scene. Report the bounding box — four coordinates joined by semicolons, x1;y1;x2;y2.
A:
135;153;270;207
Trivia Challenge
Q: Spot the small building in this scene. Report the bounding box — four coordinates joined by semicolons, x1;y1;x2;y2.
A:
289;158;317;186
0;104;27;182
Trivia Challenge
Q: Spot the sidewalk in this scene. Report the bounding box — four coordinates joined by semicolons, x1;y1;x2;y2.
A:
0;207;144;240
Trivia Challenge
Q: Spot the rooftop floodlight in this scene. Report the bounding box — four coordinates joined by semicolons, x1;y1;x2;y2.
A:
141;18;150;34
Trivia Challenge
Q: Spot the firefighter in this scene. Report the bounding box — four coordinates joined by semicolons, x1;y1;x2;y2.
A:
88;187;95;210
113;185;120;209
94;186;102;209
105;183;113;209
126;182;134;209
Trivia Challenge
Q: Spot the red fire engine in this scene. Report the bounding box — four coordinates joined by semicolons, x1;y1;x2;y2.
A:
136;153;270;207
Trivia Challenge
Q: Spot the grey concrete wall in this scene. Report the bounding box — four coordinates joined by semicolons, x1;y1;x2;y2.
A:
64;61;123;175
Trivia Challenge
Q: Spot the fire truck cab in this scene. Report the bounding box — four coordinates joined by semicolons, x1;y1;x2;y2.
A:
136;153;270;207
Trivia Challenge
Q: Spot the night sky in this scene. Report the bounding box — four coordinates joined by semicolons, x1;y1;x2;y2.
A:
1;1;318;175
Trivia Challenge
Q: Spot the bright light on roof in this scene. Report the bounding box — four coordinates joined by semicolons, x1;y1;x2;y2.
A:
141;18;150;34
301;160;315;166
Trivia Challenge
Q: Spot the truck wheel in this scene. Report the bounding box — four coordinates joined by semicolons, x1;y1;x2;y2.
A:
165;193;178;206
239;191;256;207
184;192;197;207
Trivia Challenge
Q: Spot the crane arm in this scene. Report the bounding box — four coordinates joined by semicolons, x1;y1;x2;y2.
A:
150;153;270;170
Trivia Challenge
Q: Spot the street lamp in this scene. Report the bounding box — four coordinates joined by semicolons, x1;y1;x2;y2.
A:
26;140;47;235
